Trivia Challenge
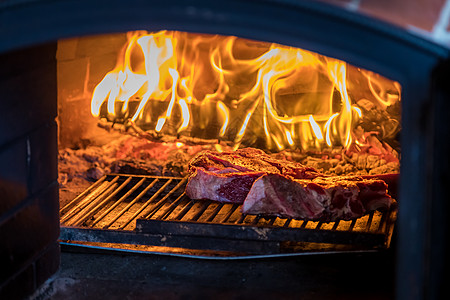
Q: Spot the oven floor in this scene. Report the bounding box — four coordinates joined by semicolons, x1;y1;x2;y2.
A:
29;247;395;300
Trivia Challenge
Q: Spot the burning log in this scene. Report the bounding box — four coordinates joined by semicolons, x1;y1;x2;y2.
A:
128;120;225;146
97;119;232;146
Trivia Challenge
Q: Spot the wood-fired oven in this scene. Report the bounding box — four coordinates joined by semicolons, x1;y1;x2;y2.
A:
1;0;449;299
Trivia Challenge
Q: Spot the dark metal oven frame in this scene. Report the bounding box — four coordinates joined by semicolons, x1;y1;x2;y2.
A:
1;1;449;299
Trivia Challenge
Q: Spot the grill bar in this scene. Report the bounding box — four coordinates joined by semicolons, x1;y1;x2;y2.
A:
91;177;146;227
102;178;160;229
118;179;174;229
142;178;188;219
206;203;224;222
173;200;195;221
135;219;387;247
72;177;133;226
61;177;117;223
60;174;398;255
155;193;188;220
221;204;239;223
235;214;246;224
189;201;210;221
365;212;375;231
60;175;108;214
283;219;292;227
61;176;120;224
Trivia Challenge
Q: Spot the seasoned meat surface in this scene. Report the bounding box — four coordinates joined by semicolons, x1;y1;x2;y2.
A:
186;148;396;220
188;148;320;179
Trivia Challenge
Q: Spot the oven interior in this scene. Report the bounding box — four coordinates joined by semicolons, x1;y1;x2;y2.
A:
57;30;400;256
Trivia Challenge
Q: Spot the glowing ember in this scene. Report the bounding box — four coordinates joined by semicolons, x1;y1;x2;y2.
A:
91;30;401;151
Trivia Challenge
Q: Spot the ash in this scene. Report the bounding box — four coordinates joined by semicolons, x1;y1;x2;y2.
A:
58;135;216;204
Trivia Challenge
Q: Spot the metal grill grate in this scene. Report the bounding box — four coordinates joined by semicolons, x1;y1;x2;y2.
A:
60;174;397;255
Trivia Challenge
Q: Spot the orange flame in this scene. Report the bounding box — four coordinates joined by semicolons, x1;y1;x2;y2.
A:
91;30;400;151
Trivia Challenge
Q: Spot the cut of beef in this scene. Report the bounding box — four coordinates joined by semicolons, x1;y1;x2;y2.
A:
186;148;321;203
241;174;330;220
242;174;395;221
185;167;265;203
186;148;397;221
361;173;399;200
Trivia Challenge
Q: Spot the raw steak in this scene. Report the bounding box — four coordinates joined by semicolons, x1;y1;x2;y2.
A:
186;148;320;203
242;173;395;221
186;148;396;220
185;167;265;204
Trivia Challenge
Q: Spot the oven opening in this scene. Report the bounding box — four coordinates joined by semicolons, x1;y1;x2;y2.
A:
58;30;401;256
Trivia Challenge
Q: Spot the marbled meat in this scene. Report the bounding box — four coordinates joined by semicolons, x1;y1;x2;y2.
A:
242;173;395;221
185;148;396;221
186;148;320;204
